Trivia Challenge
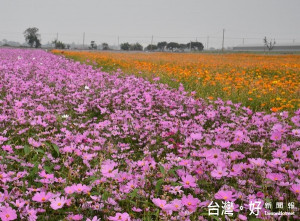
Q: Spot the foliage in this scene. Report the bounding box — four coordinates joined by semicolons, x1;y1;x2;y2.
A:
187;41;204;51
130;43;143;51
52;40;66;49
166;42;180;51
23;27;41;48
90;41;97;49
120;42;130;51
157;41;167;51
145;44;158;51
102;43;109;50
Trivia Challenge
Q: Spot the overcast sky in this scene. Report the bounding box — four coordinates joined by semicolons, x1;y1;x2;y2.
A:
0;0;300;48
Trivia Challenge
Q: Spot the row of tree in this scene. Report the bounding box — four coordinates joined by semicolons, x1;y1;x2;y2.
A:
22;27;276;52
145;41;204;51
119;41;205;52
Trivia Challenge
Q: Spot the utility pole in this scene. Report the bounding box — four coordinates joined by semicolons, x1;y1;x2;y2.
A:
190;40;192;52
222;29;225;52
150;35;153;51
56;33;58;41
118;36;120;49
82;32;85;50
293;39;295;44
243;38;245;45
207;36;209;50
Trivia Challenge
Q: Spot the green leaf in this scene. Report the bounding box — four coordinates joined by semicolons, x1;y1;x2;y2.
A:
44;166;52;174
170;182;181;186
102;191;110;201
90;191;100;196
52;143;60;157
159;165;165;175
86;176;98;182
29;162;39;178
24;145;30;155
249;218;263;221
36;149;45;154
32;154;38;162
168;168;178;177
264;198;272;203
129;189;138;198
155;179;164;194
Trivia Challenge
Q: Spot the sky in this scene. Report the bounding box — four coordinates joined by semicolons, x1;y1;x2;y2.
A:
0;0;300;48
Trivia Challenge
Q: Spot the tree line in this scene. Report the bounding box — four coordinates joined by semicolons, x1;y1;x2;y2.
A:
121;41;204;52
22;27;277;52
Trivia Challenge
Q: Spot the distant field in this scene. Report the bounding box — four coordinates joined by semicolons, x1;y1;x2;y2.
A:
53;50;300;112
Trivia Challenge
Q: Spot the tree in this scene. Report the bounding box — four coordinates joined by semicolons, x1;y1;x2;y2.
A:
157;41;167;51
130;43;143;51
90;41;97;49
24;27;41;48
145;44;158;51
186;42;204;51
120;42;130;51
166;42;180;51
179;44;187;51
102;43;109;50
52;40;65;49
263;37;276;51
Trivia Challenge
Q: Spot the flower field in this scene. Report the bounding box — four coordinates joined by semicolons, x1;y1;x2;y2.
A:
0;49;299;220
52;50;300;113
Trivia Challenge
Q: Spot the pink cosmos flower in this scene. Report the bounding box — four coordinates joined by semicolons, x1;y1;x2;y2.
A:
211;166;228;179
39;170;54;179
266;173;284;182
270;131;282;141
152;198;167;209
238;214;247;220
249;158;265;167
50;197;66;210
215;190;236;201
292;129;300;137
72;183;91;194
132;207;142;212
101;164;118;178
170;199;183;211
86;216;101;221
28;137;41;147
190;133;202;140
108;212;131;221
32;191;53;202
25;207;37;221
180;175;197;188
169;186;183;195
67;214;83;220
290;184;300;195
0;207;17;221
294;150;300;160
181;194;200;212
12;199;26;208
64;186;75;195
